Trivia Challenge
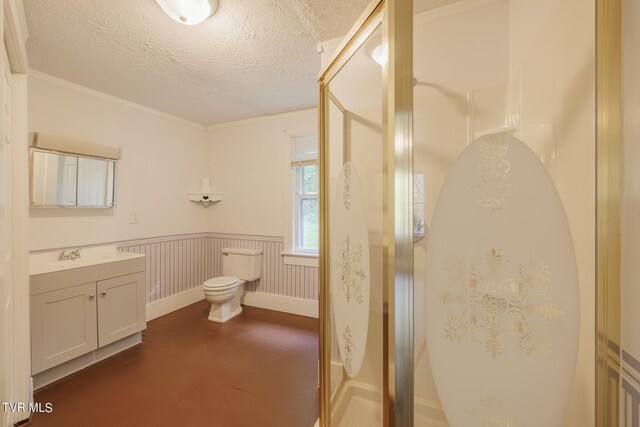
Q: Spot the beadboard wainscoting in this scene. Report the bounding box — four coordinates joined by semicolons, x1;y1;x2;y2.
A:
622;350;640;427
207;233;318;299
118;233;212;303
208;233;319;318
116;233;319;320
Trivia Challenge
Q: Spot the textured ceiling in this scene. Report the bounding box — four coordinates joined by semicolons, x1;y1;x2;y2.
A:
24;0;370;125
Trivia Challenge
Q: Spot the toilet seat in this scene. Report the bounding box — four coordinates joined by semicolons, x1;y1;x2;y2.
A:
203;276;239;290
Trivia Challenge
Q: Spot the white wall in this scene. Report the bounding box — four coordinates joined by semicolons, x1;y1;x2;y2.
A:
0;31;13;427
10;74;30;427
205;109;317;241
27;73;209;251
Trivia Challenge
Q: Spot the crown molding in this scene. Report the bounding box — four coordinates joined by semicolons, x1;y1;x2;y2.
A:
206;107;317;131
28;70;207;131
4;0;29;73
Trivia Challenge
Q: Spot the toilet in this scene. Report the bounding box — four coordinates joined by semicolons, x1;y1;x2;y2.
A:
203;247;262;322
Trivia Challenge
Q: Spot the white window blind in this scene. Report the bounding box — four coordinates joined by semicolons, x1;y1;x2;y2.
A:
290;134;318;167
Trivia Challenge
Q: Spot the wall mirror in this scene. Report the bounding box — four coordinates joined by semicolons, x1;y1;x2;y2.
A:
29;133;119;208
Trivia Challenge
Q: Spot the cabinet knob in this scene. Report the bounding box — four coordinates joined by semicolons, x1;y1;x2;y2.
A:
101;291;108;296
89;294;95;300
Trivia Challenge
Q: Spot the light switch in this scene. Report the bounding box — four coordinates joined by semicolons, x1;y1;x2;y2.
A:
130;210;140;224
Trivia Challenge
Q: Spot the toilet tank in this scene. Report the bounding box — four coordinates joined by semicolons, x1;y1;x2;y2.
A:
222;247;262;281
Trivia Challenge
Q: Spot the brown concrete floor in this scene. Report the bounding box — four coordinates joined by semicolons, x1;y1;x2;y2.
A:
30;301;319;427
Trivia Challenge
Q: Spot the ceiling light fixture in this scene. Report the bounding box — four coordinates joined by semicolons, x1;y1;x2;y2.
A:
371;43;387;66
154;0;217;25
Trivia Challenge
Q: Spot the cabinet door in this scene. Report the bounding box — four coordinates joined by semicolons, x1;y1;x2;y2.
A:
31;282;98;375
97;272;146;347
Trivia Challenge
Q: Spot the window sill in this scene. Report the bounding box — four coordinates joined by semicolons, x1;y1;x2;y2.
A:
281;251;318;268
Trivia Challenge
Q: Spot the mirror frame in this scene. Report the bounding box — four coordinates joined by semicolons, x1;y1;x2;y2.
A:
29;147;117;209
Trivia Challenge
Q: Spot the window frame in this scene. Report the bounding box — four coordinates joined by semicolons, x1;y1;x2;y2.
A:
293;163;319;254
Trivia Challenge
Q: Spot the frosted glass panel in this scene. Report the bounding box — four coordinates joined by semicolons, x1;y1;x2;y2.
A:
326;24;384;426
413;0;595;425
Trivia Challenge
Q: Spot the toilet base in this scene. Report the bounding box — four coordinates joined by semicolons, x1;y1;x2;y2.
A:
207;283;244;323
208;304;243;323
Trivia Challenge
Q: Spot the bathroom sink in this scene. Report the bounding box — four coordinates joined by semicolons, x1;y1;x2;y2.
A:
30;245;145;276
50;259;82;267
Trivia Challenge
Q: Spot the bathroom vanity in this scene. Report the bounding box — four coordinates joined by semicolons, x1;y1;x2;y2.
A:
29;246;146;388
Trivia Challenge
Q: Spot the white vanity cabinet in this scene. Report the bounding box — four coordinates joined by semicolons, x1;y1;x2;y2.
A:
31;282;98;374
97;272;145;347
30;252;146;387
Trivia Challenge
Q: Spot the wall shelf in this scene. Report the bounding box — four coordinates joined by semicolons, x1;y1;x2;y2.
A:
187;193;223;207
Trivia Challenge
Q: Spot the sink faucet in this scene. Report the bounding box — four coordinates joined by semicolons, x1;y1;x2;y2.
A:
58;248;81;261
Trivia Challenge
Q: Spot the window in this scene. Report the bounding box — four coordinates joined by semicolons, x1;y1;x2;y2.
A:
291;135;318;254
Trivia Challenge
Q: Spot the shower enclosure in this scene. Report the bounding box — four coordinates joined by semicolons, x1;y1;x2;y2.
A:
318;0;621;426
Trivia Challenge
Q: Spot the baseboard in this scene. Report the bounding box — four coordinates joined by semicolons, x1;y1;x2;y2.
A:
146;287;317;320
13;414;31;426
33;333;142;390
241;291;318;318
146;286;204;321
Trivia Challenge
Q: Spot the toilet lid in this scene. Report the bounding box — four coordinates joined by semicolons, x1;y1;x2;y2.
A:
203;276;239;289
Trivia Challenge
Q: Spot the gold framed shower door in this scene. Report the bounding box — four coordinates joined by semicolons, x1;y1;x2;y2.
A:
596;0;622;425
317;0;622;425
317;0;414;426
